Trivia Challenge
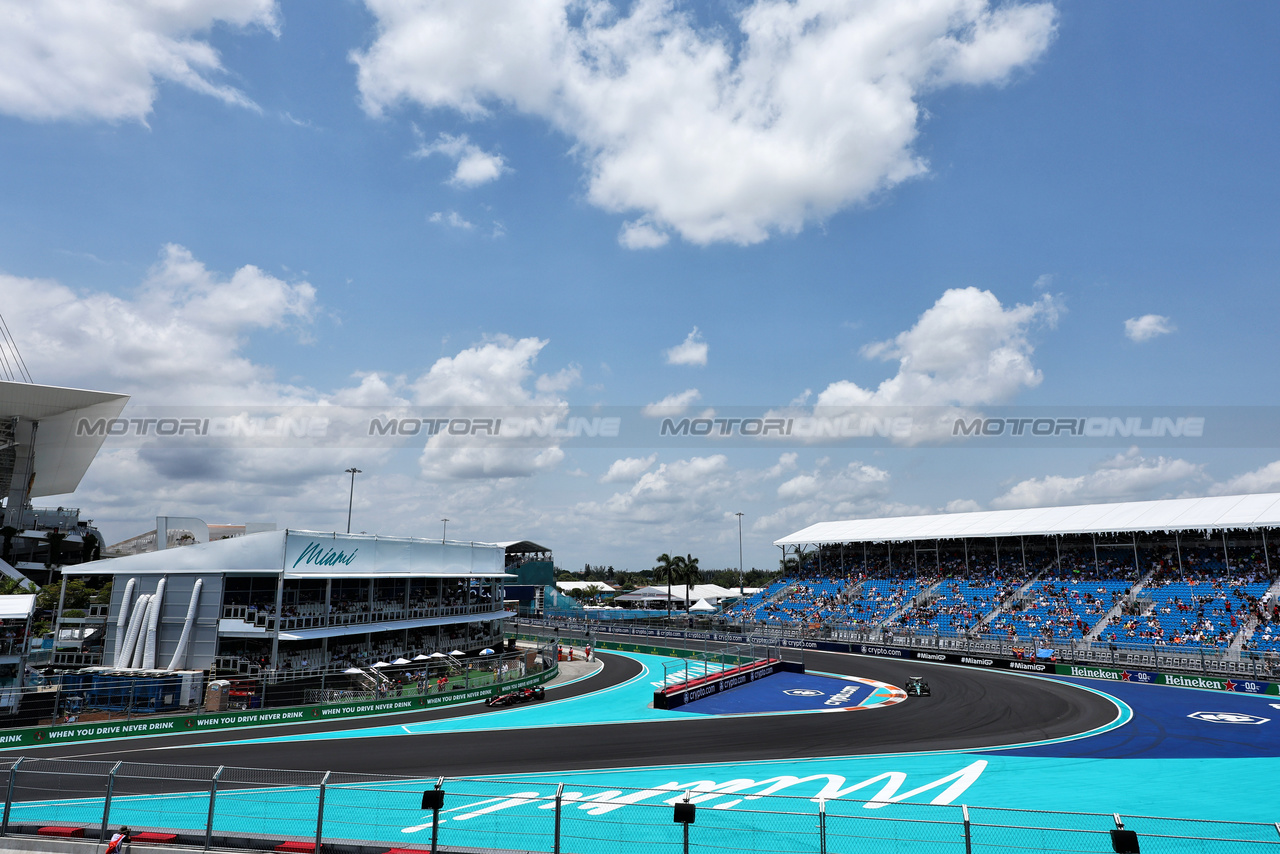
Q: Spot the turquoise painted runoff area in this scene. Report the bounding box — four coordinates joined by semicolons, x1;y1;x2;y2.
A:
217;652;700;746
8;649;1280;843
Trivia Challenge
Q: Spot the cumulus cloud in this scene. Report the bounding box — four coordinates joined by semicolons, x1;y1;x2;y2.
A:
352;0;1056;246
618;219;670;250
816;288;1059;411
0;243;314;402
0;0;278;122
753;456;924;534
763;452;799;479
642;388;701;417
991;448;1204;509
665;327;708;366
601;454;658;483
945;498;982;513
411;335;576;479
415;132;509;187
576;454;732;524
1124;314;1176;343
428;210;474;229
1210;460;1280;496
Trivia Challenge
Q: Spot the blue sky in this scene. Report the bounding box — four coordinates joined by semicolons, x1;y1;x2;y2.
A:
2;1;1278;573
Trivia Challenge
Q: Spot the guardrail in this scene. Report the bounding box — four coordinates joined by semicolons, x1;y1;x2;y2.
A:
0;661;559;750
521;615;1280;681
1;643;557;737
0;759;1274;854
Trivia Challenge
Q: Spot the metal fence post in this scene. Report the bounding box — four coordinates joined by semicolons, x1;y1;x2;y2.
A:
1;757;24;836
205;766;224;850
962;804;972;854
431;777;444;854
100;761;122;842
818;799;826;854
315;770;330;854
553;783;564;854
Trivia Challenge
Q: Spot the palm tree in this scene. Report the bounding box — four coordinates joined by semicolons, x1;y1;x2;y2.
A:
655;553;682;620
680;554;701;615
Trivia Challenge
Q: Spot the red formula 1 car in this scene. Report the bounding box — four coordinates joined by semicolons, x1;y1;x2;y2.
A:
485;686;546;707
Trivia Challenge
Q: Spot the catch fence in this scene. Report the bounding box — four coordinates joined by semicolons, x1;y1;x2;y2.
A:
0;759;1275;854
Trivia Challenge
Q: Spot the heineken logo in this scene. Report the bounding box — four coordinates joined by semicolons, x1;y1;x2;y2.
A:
1069;666;1120;680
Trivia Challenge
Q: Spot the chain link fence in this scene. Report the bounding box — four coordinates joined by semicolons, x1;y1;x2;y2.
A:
0;759;1275;853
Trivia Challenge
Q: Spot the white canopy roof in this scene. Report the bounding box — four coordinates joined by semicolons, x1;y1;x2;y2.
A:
65;529;511;578
0;380;129;497
613;584;740;603
776;493;1280;547
0;594;35;621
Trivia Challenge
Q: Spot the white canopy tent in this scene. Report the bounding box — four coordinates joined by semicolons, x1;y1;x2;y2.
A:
776;493;1280;547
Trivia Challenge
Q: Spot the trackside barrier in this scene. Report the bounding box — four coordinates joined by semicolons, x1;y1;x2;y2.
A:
516;625;1280;696
0;666;557;751
522;614;1280;679
0;760;1276;854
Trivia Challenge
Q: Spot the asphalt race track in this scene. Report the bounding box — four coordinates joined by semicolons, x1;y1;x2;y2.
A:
26;650;1119;779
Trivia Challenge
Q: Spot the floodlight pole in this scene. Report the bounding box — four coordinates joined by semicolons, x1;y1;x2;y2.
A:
345;468;362;533
441;518;449;544
735;512;745;596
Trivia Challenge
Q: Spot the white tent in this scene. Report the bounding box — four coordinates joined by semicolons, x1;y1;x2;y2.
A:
775;493;1280;546
689;598;717;613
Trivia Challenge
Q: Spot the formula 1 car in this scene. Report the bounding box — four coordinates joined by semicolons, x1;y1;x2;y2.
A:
904;676;931;697
485;686;546;707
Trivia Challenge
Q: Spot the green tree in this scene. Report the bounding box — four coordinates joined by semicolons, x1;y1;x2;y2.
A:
0;576;34;596
679;554;701;614
655;553;682;620
37;578;93;611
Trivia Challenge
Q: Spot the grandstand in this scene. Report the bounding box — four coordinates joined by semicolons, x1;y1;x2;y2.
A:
61;529;514;679
745;495;1280;665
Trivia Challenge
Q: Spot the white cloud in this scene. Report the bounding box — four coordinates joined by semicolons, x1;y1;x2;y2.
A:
776;462;890;502
991;448;1203;509
763;452;799;479
642;388;701;417
0;0;278;122
576;454;732;524
618;219;670;249
353;0;1056;246
817;287;1059;409
1210;460;1280;496
665;327;708;366
0;243;314;402
428;211;474;229
415;132;509;187
945;498;982;513
1124;314;1176;343
601;454;658;483
410;335;576;480
750;458;903;533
